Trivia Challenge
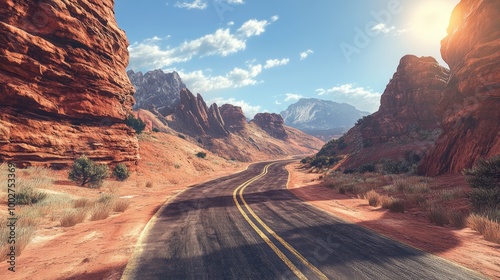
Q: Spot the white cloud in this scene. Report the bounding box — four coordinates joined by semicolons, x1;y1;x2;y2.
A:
271;15;279;22
264;58;289;69
300;49;314;60
209;97;261;118
284;93;303;102
128;17;276;69
227;0;245;4
316;84;381;112
174;0;207;10
371;23;407;36
172;63;263;93
227;21;235;26
274;100;282;105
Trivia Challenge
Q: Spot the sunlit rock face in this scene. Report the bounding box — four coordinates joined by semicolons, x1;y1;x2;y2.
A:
420;0;500;175
0;0;139;166
252;113;288;140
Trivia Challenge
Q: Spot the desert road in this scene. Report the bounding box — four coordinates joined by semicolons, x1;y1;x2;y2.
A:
121;160;485;280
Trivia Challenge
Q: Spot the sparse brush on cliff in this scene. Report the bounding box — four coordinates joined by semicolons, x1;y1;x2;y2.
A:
112;163;130;181
125;114;146;134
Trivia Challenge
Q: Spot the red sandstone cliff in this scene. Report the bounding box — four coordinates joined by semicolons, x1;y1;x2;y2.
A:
0;0;138;166
420;0;500;175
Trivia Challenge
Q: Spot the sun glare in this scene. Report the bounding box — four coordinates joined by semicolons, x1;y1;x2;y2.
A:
411;1;457;44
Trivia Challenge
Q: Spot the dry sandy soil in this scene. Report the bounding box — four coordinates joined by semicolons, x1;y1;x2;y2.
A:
0;132;251;280
286;162;500;279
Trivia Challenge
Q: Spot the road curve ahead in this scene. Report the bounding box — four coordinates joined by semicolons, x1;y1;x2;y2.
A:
122;160;486;280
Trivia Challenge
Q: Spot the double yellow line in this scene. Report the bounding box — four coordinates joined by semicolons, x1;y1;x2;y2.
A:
232;163;328;280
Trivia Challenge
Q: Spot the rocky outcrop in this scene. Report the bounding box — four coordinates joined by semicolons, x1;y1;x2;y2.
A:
317;55;450;168
0;0;138;166
280;98;369;140
175;89;229;137
252;113;288;139
128;69;185;116
421;0;500;175
220;104;247;132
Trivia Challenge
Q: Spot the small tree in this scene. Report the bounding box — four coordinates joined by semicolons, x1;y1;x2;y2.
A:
125;114;146;134
113;163;130;181
196;152;207;159
464;155;500;211
69;155;109;188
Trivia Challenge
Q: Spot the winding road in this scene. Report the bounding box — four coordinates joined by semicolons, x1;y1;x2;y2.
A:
121;160;485;280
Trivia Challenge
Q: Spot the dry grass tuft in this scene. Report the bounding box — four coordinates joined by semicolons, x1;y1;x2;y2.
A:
366;190;381;207
381;196;405;213
60;210;87;227
467;214;500;244
428;207;450;226
73;198;92;208
90;203;113;221
113;199;131;212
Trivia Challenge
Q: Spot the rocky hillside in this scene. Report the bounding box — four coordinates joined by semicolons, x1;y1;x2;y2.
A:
420;0;500;175
281;98;369;140
315;55;450;169
128;69;186;116
252;113;288;139
0;0;138;167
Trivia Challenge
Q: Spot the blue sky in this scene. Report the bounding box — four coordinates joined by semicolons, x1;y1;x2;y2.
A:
115;0;459;117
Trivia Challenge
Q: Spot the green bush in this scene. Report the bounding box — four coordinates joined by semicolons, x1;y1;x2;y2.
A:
177;134;186;140
464;155;500;190
358;163;375;173
68;155;109;188
125;114;146;134
382;159;412;174
112;163;130;181
16;185;46;205
468;188;500;211
152;127;160;132
196;152;207;159
309;155;342;168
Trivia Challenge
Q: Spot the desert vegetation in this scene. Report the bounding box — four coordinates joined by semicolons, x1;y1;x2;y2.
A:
69;155;109;188
125;114;146;134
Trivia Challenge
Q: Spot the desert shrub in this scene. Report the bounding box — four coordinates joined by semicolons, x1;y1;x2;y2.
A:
382;159;412;174
97;193;115;204
73;198;91;208
145;181;154;188
343;169;356;174
337;137;348;150
60;210;87;227
16;184;46;205
358;163;375;173
300;157;312;164
468;188;500;211
196;152;207;159
152;127;160;132
90;204;112;221
381;196;405;213
404;192;427;206
113;199;131;212
0;215;37;260
310;155;342;168
449;211;467;229
428;207;450;226
125;114;146;134
68;155;109;188
366;190;381;207
464;155;500;190
467;214;500;244
112;163;130;181
177;133;186;140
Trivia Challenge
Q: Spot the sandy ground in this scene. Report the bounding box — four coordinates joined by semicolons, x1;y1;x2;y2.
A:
286;162;500;279
0;133;250;280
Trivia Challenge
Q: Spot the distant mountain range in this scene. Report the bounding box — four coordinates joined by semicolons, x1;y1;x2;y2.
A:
280;98;369;140
128;69;186;116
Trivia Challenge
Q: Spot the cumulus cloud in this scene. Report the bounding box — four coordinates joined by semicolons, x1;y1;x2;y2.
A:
209;97;261;118
264;58;289;69
172;63;263;93
128;17;276;69
300;49;314;60
284;93;303;102
227;0;245;4
316;84;381;112
174;0;207;10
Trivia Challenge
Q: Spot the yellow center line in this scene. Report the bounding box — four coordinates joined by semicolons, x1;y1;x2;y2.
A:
233;163;329;280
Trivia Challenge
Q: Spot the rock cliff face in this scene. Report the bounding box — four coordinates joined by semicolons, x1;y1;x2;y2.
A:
128;69;185;116
319;55;450;168
280;98;369;140
175;89;229;137
0;0;138;166
220;104;246;132
421;0;500;175
252;113;288;139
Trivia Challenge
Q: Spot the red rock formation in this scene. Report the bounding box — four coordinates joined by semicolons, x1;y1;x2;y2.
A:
421;0;500;175
175;89;229;137
252;113;288;139
318;55;450;169
220;104;247;132
0;0;138;166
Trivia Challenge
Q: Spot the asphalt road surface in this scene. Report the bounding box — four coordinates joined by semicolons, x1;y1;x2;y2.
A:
122;160;486;280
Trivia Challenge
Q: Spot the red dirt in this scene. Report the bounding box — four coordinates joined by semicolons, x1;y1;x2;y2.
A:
286;162;500;279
